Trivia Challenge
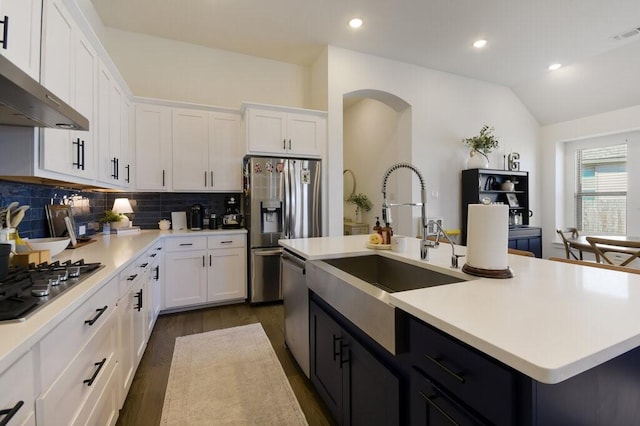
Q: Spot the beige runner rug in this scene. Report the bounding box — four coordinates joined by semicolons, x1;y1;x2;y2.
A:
160;323;308;425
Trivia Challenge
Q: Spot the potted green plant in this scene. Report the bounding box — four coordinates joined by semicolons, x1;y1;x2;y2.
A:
100;210;121;234
347;193;372;223
462;125;500;168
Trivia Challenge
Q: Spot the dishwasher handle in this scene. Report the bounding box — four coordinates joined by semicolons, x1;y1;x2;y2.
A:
282;251;306;273
255;248;284;257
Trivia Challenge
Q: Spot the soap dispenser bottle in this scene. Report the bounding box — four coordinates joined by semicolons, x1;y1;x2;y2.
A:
373;217;382;235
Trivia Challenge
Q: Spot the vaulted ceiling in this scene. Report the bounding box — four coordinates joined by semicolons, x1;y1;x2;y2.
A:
91;0;640;125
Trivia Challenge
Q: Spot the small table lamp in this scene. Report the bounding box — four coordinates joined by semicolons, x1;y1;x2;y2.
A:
112;198;134;228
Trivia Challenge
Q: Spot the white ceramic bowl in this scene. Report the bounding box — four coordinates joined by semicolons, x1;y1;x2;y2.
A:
26;237;71;257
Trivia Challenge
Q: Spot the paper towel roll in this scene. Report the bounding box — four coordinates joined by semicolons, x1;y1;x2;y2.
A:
466;204;509;270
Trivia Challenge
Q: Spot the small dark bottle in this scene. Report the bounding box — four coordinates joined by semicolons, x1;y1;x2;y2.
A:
373;217;382;235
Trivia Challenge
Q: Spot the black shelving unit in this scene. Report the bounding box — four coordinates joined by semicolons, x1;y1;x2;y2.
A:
461;168;542;257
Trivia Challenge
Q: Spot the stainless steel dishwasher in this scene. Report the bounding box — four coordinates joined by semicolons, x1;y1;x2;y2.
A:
281;250;309;378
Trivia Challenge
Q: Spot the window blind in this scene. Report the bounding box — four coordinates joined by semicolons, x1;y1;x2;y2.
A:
575;144;627;234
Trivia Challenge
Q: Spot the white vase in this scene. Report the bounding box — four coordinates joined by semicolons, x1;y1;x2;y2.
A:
467;150;489;169
354;207;362;224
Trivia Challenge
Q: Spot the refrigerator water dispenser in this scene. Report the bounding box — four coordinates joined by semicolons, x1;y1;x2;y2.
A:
261;200;282;234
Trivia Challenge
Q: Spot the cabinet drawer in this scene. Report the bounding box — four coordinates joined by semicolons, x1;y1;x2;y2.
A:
208;234;245;249
37;308;117;426
409;318;514;425
0;351;36;426
165;236;207;251
39;278;117;391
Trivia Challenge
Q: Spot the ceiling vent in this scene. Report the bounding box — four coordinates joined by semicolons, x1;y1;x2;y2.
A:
612;27;640;41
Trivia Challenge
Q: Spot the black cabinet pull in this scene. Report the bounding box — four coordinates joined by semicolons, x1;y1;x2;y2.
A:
116;158;120;180
150;253;157;258
84;305;108;326
162;169;165;187
125;164;130;183
179;243;193;246
140;262;149;268
111;157;117;179
72;138;81;169
80;140;85;170
202;255;205;267
419;391;460;426
220;240;233;244
204;171;207;187
153;265;160;281
0;400;23;426
0;16;8;50
339;342;349;367
283;139;286;149
83;358;107;386
425;354;466;383
0;400;24;426
134;289;143;311
209;254;212;267
288;139;292;150
332;335;341;361
127;274;138;281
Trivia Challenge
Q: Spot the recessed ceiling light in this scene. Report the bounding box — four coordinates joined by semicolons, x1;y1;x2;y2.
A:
548;63;562;71
473;39;487;48
349;18;363;29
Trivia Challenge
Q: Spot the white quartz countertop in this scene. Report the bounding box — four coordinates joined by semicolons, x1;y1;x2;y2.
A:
0;228;246;373
280;234;640;384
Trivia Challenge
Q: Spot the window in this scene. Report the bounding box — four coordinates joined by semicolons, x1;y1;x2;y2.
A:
575;144;627;234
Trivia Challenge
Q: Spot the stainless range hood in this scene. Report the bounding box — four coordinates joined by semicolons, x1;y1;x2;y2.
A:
0;54;89;130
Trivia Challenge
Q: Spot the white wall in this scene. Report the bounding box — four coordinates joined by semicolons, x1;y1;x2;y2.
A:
541;105;640;258
101;28;311;110
326;46;541;238
343;98;399;228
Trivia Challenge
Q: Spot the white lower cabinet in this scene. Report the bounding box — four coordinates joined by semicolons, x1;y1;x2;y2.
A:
35;276;118;426
164;233;247;309
0;350;36;425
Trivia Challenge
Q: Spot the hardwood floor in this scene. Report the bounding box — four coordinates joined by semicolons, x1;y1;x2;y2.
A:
116;302;335;426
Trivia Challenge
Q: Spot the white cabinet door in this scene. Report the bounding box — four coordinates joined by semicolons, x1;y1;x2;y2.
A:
246;107;287;154
135;104;172;191
97;63;124;185
208;247;246;302
172;109;209;191
0;0;41;80
245;105;326;157
164;250;208;308
0;350;36;426
209;112;242;191
40;0;73;104
286;112;325;157
120;97;132;187
116;288;134;409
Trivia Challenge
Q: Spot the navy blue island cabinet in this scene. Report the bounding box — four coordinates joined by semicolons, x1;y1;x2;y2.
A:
309;291;640;425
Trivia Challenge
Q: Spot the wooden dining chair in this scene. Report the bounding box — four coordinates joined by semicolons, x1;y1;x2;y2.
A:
585;236;640;267
556;228;582;260
508;248;535;257
549;257;640;275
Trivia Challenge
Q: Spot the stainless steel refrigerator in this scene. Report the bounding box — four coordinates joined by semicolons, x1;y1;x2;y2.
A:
243;156;322;303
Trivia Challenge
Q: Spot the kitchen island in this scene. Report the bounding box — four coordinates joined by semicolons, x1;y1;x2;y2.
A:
280;234;640;424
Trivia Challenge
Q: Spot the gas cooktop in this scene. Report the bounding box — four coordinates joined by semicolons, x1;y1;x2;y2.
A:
0;259;104;322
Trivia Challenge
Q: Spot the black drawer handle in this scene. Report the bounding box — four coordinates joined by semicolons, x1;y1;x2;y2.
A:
140;262;149;268
219;240;233;244
0;400;23;426
179;243;193;246
332;335;341;361
419;391;459;426
84;305;108;326
127;274;138;281
0;16;8;50
83;358;107;386
150;253;157;258
425;354;465;383
135;289;143;311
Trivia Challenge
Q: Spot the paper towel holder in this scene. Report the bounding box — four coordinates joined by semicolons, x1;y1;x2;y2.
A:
462;263;514;279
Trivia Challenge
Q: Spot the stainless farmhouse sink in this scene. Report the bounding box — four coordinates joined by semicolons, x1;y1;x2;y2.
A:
324;254;464;293
306;254;467;355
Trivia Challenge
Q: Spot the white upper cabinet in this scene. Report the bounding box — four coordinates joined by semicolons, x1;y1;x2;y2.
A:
41;11;98;180
0;0;42;80
135;103;172;191
244;103;326;158
172;108;242;192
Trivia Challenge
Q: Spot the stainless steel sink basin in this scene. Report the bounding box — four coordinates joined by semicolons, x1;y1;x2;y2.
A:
306;253;467;355
324;254;465;293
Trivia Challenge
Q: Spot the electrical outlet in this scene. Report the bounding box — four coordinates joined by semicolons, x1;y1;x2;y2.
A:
78;225;86;236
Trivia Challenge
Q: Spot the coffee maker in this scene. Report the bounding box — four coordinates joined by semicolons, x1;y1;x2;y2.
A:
222;197;243;229
189;204;204;230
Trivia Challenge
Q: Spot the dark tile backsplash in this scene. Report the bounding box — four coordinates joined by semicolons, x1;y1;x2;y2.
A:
0;179;239;239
